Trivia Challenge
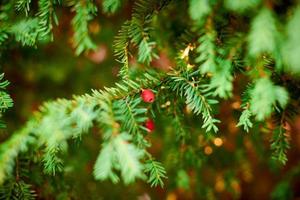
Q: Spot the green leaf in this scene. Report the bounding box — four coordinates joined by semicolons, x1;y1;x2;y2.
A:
70;0;97;55
208;59;233;98
196;31;217;74
114;133;145;184
282;7;300;75
188;0;211;22
10;18;39;46
42;146;64;175
102;0;122;14
0;123;36;184
114;97;149;147
15;0;31;16
0;181;36;200
93;133;145;184
176;169;190;190
137;39;156;65
0;30;9;45
0;73;13;128
93;143;119;183
168;74;220;132
248;9;279;57
250;78;289;121
275;87;289;109
145;159;167;187
37;0;59;40
271;127;290;165
224;0;261;13
113;21;131;77
237;109;253;132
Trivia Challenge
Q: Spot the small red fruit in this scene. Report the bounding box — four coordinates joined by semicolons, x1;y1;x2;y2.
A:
141;89;155;103
145;119;155;133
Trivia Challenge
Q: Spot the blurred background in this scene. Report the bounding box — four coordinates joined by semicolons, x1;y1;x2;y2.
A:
1;1;300;199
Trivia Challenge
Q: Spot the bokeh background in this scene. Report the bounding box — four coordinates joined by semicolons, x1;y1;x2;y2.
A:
1;1;300;199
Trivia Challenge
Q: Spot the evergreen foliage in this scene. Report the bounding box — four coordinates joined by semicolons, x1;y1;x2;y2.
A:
0;0;300;198
102;0;122;14
69;0;97;55
249;78;288;121
94;133;145;184
224;0;261;12
236;109;253;133
248;8;280;58
196;30;217;74
15;0;31;16
37;0;59;40
188;0;211;24
0;74;13;128
271;126;290;165
113;0;171;77
11;19;39;46
0;180;36;200
144;159;167;187
283;6;300;74
167;72;220;132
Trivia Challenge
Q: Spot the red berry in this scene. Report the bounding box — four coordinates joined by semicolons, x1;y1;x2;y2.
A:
145;119;155;133
141;89;155;103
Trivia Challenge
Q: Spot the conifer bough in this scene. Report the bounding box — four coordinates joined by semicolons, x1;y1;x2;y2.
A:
0;0;300;198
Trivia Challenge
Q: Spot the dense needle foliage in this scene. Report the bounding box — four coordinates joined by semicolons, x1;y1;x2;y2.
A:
1;0;300;199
